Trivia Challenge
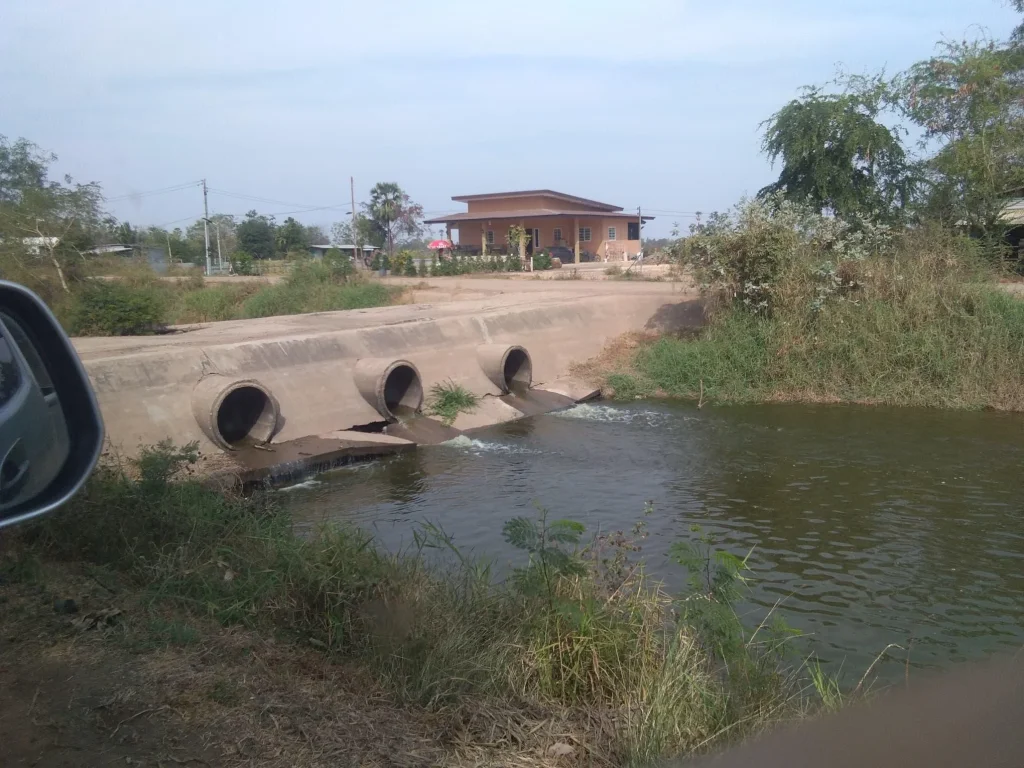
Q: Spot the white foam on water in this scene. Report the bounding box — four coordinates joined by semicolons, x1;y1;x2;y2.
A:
440;435;541;455
276;478;323;493
554;403;669;426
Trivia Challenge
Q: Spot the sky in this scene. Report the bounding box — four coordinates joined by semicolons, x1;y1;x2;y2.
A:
1;0;1019;238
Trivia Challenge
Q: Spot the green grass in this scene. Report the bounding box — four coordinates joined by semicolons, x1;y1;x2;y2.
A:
5;443;825;765
55;259;402;335
426;380;478;425
612;228;1024;411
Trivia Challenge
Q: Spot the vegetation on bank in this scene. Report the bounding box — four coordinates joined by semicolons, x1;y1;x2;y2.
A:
2;444;833;765
599;197;1024;410
59;258;401;336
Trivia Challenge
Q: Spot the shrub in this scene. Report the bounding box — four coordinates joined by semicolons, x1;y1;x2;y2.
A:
676;194;893;317
404;254;419;277
323;248;355;280
67;280;167;336
231;251;255;275
172;283;262;323
605;264;623;276
533;252;553;271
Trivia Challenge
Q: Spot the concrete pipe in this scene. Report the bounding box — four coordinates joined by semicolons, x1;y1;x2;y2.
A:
191;375;280;451
477;344;532;394
353;358;423;422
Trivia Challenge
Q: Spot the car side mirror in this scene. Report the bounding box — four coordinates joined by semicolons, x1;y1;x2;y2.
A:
0;280;103;529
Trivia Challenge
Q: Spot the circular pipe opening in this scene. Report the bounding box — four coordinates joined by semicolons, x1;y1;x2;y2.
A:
381;362;423;421
215;384;278;448
502;347;533;393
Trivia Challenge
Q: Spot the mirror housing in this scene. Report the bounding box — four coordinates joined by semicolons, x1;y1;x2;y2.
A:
0;280;103;528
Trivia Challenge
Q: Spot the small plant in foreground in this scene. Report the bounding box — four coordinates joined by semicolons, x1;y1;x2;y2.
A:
426;380;478;425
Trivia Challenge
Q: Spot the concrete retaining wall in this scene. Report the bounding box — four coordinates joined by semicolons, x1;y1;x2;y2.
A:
74;288;696;455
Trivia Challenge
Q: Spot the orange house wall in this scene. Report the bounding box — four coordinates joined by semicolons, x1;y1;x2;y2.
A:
454;215;641;260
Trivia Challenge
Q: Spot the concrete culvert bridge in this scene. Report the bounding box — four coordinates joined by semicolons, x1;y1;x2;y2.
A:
192;376;280;450
477;344;533;393
354;358;424;422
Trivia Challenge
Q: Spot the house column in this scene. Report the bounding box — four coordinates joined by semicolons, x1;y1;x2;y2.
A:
446;223;451;242
574;217;580;263
481;222;487;256
519;219;529;271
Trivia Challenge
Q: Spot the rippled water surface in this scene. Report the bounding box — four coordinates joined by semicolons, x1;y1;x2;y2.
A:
284;401;1024;679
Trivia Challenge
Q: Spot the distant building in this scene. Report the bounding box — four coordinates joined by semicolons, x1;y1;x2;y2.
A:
424;189;652;263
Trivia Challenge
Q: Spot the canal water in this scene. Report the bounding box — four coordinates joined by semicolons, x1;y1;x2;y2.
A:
283;401;1024;681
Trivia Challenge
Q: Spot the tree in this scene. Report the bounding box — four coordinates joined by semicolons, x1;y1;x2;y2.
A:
112;221;138;244
363;182;424;257
235;209;276;260
331;215;378;246
141;226;201;265
0;135;103;293
303;224;327;245
275;216;308;255
759;80;914;222
894;39;1024;237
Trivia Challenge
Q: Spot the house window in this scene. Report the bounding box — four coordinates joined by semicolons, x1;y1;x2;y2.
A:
628;222;640;240
486;230;494;245
608;227;617;241
579;227;592;242
553;227;562;242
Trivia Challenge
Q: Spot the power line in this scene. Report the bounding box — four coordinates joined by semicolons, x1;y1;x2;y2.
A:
105;181;202;203
151;214;202;228
207;187;349;212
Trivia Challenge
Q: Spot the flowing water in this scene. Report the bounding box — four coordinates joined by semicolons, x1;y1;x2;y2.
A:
284;401;1024;681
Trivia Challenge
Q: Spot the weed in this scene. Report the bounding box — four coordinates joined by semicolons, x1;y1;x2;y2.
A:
66;280;167;335
605;264;623;276
426;380;478;425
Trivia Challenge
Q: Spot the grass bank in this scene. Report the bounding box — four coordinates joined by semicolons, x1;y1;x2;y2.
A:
590;200;1024;410
0;444;830;766
54;259;401;336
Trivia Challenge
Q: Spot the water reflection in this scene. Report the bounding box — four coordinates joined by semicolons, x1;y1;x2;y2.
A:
284;401;1024;680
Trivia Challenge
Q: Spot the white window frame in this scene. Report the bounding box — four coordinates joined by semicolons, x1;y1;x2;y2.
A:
608;226;617;241
485;230;494;245
553;227;563;243
579;227;592;242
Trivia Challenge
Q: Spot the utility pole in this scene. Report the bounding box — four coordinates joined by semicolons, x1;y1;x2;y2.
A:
350;176;360;267
637;206;644;258
215;220;223;272
202;178;211;276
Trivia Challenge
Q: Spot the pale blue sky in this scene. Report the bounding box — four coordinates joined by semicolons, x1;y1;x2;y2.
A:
1;0;1019;237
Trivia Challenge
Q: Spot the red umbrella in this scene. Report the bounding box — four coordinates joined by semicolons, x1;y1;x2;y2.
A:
428;239;453;249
